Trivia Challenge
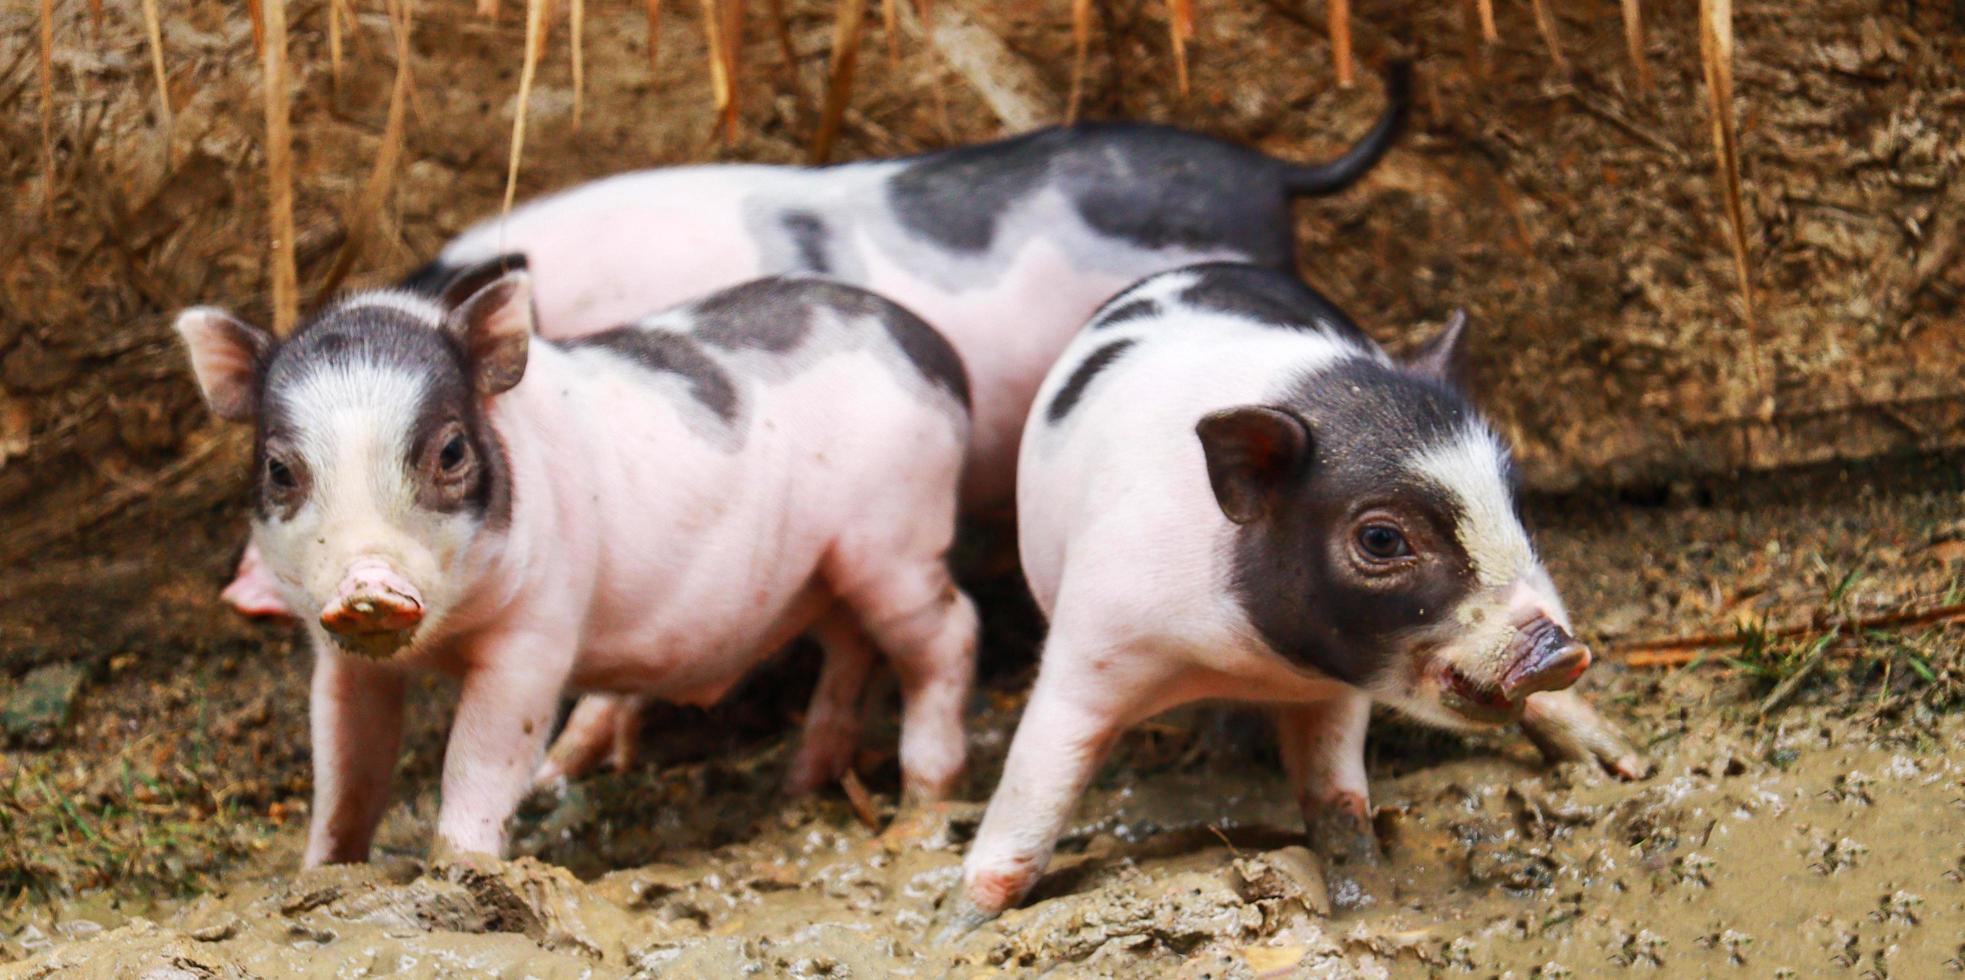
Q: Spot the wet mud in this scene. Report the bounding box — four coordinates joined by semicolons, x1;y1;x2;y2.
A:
3;458;1962;976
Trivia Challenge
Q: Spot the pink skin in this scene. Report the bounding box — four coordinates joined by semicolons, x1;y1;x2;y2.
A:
192;274;978;865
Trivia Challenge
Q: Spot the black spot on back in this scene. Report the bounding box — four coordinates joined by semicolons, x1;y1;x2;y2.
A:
885;125;1299;265
1046;338;1137;424
563;329;739;423
781;211;832;274
397;253;528;306
691;278;816;354
1177;263;1369;344
1089;297;1160;330
876;302;970;409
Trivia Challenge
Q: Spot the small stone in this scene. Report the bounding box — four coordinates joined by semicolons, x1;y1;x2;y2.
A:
1;663;86;748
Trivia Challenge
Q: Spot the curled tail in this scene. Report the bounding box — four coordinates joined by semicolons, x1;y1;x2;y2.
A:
1279;60;1412;197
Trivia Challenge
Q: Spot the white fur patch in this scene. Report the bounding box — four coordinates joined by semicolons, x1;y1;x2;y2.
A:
1410;427;1533;589
332;291;446;325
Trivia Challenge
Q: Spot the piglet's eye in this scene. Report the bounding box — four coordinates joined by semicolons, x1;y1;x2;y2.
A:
1355;523;1411;561
266;457;297;490
439;433;469;472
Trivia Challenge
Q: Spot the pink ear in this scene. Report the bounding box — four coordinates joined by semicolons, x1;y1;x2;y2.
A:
174;307;273;422
444;270;533;396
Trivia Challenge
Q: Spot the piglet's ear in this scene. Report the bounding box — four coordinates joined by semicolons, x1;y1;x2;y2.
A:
1405;309;1469;387
445;269;533;396
174;307;273;423
1195;406;1311;525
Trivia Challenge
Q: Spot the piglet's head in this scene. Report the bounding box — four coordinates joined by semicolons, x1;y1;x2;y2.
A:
174;267;535;659
1197;312;1588;730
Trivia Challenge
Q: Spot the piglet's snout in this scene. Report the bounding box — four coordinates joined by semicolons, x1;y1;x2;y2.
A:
1499;616;1591;699
319;558;425;654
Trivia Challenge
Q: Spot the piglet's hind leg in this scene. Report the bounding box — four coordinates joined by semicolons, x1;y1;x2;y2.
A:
785;606;878;795
834;561;978;805
533;693;645;790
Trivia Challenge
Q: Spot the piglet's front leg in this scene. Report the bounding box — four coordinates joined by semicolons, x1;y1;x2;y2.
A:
1520;689;1650;780
436;635;571;859
305;648;408;867
1273;693;1390;911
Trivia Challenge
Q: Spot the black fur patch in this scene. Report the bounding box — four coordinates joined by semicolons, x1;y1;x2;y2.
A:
563;329;739;423
1046;338;1137;424
875;299;971;409
1226;355;1484;684
396;253;529;305
781;211;832;274
1177;263;1369;344
1088;297;1160;330
885;125;1299;266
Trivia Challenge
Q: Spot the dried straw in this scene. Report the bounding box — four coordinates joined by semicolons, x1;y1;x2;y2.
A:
260;0;297;334
1474;0;1495;42
881;0;897;65
1621;0;1650;92
329;0;344;91
246;0;265;56
504;0;547;217
1699;0;1759;377
699;0;742;142
318;0;414;299
1167;0;1193;99
140;0;172;133
1066;0;1089;122
571;0;585;130
811;0;868;163
479;0;499;19
1329;0;1352;88
1528;0;1567;72
37;0;54;212
87;0;101;39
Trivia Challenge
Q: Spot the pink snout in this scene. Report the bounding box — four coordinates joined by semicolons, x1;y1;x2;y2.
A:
1500;616;1592;699
319;559;425;658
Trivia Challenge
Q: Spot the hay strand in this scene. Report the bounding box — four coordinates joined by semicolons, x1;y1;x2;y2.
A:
504;0;547;217
318;0;414;299
882;0;898;65
328;0;344;91
811;0;868;164
87;0;101;39
260;0;297;334
1167;0;1193;99
1065;0;1090;122
37;0;54;213
1621;0;1650;92
699;0;741;142
478;0;499;19
246;0;266;56
1329;0;1352;88
1528;0;1568;72
1474;0;1495;41
1699;0;1760;380
140;0;172;135
571;0;585;130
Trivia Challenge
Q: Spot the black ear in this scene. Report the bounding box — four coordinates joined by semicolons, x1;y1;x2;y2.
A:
174;307;275;423
444;270;534;396
1406;309;1469;387
435;254;530;312
1195;406;1311;524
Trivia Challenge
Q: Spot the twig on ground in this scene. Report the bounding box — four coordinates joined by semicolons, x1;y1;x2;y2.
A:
1619;602;1965;668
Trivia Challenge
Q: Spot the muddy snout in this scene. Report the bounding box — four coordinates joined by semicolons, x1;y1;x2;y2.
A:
318;558;425;659
1499;616;1591;699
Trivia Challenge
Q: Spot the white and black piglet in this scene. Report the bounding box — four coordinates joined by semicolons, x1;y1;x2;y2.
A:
948;263;1646;929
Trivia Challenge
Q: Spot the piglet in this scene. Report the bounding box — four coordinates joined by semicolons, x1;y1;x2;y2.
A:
176;271;978;863
947;263;1645;930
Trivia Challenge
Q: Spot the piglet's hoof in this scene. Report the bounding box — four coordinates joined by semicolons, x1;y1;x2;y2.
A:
929;892;998;946
1306;808;1392;912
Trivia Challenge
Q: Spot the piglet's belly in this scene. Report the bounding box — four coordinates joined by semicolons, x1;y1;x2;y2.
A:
563;579;833;706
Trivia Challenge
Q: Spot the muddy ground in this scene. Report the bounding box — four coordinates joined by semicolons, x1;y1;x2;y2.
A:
1;456;1961;977
2;0;1964;976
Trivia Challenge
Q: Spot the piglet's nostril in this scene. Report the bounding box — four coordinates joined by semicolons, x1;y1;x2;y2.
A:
1500;618;1591;699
